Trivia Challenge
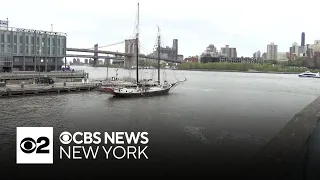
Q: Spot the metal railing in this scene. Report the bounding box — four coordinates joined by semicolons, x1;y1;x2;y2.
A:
0;71;87;79
10;70;86;74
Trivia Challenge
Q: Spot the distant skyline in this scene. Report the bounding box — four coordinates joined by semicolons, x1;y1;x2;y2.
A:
1;0;320;57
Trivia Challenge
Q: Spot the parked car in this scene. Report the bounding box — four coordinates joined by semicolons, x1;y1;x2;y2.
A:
35;77;55;84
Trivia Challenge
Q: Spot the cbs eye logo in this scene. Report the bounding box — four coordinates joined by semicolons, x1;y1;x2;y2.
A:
59;131;72;144
16;127;53;164
20;137;50;154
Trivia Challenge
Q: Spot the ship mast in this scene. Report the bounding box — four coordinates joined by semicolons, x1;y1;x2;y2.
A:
136;2;140;85
157;26;161;84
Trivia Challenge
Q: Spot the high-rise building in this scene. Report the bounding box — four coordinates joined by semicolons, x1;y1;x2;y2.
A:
289;42;305;60
301;32;305;47
220;45;237;58
262;52;267;60
253;50;261;58
267;42;278;60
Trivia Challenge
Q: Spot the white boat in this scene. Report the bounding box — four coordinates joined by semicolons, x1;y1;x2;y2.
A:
298;71;320;78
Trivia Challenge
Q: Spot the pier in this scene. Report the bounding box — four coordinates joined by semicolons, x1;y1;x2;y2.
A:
0;82;99;98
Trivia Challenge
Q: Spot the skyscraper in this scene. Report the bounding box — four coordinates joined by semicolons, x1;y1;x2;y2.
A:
267;42;278;60
301;32;305;47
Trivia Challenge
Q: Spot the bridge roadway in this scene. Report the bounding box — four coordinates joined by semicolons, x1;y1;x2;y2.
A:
66;48;181;63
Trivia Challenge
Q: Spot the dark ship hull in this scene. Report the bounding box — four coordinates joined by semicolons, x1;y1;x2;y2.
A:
112;87;171;98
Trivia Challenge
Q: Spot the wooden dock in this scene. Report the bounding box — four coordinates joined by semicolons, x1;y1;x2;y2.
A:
0;82;99;98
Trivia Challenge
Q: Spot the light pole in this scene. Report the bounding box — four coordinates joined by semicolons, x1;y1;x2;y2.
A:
115;69;118;80
38;42;44;80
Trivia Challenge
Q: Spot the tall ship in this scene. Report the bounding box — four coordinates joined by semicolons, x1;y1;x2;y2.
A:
110;2;186;98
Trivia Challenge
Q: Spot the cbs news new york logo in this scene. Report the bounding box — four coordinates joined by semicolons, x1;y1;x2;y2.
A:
16;127;53;164
16;127;149;164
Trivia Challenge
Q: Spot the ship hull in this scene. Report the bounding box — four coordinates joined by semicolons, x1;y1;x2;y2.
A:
298;75;320;78
112;88;170;98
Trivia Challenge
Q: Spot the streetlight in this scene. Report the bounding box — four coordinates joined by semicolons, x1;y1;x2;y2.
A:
37;42;44;80
115;69;118;80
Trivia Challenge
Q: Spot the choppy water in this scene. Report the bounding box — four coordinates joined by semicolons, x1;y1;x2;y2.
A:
1;66;320;169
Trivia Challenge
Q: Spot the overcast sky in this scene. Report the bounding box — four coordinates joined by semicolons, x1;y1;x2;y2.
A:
1;0;319;57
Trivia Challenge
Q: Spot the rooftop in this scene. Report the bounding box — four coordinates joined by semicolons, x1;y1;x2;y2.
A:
0;26;67;36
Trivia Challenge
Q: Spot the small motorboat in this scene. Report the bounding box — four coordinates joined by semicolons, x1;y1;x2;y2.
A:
298;71;320;78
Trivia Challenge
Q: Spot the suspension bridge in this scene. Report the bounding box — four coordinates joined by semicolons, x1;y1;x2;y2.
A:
66;37;182;69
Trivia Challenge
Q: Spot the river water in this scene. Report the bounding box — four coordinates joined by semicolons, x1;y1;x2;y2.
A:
1;66;319;177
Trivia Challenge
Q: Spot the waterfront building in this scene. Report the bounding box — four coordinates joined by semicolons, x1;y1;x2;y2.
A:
277;52;288;61
0;25;66;72
184;56;199;63
266;42;278;60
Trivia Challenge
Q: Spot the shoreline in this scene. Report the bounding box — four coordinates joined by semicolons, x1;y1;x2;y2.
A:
177;69;301;74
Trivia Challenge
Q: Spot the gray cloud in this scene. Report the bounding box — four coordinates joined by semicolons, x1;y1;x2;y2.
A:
1;0;320;57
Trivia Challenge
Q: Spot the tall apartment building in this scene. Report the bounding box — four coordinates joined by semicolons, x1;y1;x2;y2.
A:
0;26;66;72
253;50;261;58
266;42;278;60
220;45;237;58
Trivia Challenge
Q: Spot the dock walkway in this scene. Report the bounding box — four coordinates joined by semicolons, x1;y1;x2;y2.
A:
0;82;99;97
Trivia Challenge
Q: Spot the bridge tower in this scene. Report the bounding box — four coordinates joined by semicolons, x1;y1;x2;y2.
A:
93;43;98;66
124;39;137;69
